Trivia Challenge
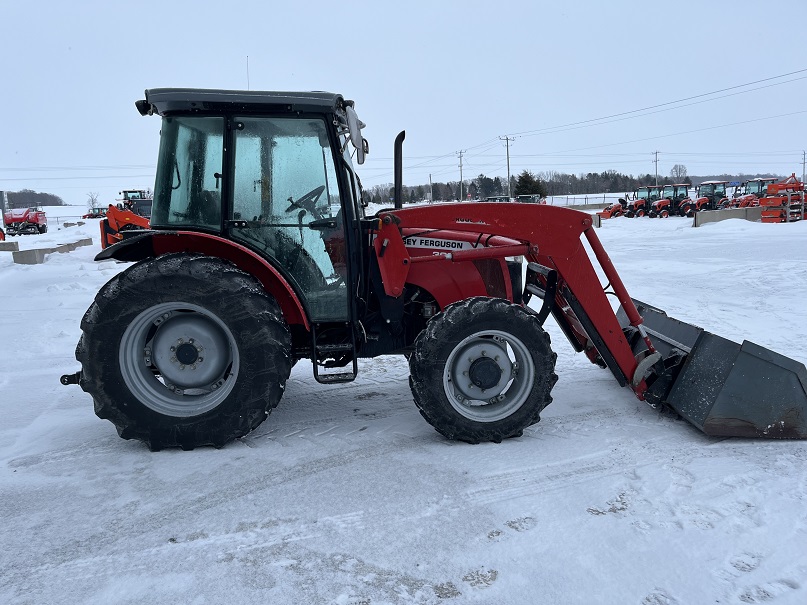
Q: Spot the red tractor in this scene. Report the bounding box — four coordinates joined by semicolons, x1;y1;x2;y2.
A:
3;206;48;235
99;189;152;249
692;181;729;212
624;185;662;217
82;208;107;219
721;178;778;209
648;184;694;218
60;88;807;450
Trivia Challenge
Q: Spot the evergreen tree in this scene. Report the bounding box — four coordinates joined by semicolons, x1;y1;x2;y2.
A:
513;170;547;198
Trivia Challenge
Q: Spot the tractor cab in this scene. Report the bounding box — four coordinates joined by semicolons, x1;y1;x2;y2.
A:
650;184;692;217
695;181;728;210
141;90;368;327
745;178;777;196
625;185;662;217
118;189;154;218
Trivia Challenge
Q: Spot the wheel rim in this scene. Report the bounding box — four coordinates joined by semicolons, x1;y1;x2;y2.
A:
442;329;536;422
119;302;239;417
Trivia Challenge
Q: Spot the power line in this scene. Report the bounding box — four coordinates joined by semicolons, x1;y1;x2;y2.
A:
506;69;807;139
361;68;807;184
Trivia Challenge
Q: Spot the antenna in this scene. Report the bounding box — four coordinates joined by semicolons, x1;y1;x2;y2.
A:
246;56;250;90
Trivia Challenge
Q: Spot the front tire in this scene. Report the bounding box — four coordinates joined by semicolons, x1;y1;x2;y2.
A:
409;297;557;443
76;254;292;450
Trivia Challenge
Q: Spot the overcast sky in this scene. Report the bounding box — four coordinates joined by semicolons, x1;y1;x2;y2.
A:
2;0;806;206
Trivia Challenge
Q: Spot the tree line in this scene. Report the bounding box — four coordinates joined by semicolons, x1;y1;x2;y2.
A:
2;189;66;209
364;165;785;204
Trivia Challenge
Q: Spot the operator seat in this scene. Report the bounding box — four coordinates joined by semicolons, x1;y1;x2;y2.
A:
197;190;221;227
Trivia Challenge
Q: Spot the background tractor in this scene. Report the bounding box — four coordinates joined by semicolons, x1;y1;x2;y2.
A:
693;180;729;211
99;189;153;249
648;184;693;218
61;88;807;451
623;185;662;217
722;177;778;209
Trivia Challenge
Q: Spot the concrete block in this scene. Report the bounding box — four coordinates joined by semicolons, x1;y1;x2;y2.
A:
11;238;94;264
13;248;56;265
0;241;20;252
693;206;764;227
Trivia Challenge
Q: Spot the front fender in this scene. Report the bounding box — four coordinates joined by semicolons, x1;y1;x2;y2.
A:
96;231;309;328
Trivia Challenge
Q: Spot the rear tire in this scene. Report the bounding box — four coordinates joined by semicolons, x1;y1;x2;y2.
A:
409;297;557;443
77;253;292;450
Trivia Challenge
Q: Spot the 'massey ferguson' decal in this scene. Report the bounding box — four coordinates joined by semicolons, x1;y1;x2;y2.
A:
403;237;473;251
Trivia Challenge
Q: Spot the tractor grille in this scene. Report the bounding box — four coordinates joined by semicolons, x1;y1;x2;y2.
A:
473;259;507;299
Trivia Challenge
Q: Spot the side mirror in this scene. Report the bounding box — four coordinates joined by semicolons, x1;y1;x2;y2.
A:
346;106;367;165
355;137;369;165
345;106;364;148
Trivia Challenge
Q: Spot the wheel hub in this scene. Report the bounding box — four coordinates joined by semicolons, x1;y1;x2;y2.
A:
175;342;200;365
448;338;511;401
469;357;503;390
151;313;229;389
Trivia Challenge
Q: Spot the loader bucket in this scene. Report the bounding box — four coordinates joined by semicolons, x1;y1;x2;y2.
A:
620;300;807;438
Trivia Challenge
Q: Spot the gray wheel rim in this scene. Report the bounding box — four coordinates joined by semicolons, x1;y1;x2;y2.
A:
119;302;239;417
442;329;536;422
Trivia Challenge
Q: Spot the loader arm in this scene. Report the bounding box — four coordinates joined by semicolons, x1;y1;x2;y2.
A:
374;203;657;398
375;202;807;439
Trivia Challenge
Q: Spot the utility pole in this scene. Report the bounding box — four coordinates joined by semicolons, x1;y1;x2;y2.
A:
500;136;514;199
429;174;433;203
654;151;659;185
802;150;805;185
457;151;464;201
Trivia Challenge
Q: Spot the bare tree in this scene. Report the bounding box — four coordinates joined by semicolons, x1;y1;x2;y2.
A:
87;192;100;210
670;164;687;180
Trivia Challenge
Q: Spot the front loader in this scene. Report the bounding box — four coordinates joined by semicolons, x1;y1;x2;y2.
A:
99;190;153;249
61;88;807;450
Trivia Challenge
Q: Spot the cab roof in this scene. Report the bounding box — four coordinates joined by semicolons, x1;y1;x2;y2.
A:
136;88;348;116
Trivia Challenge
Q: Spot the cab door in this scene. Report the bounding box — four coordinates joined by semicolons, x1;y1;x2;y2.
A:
228;116;349;323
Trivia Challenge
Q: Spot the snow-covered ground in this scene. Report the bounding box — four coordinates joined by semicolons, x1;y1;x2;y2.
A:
2;210;806;604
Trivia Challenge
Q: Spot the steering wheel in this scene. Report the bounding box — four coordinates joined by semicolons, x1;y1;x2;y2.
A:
285;185;326;220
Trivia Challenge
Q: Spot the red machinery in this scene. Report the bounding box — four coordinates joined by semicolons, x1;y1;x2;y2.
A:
721;178;778;209
82;208;107;219
597;200;624;219
759;174;804;223
61;88;807;450
3;207;48;235
624;185;663;217
99;190;152;249
649;184;694;218
692;181;729;212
